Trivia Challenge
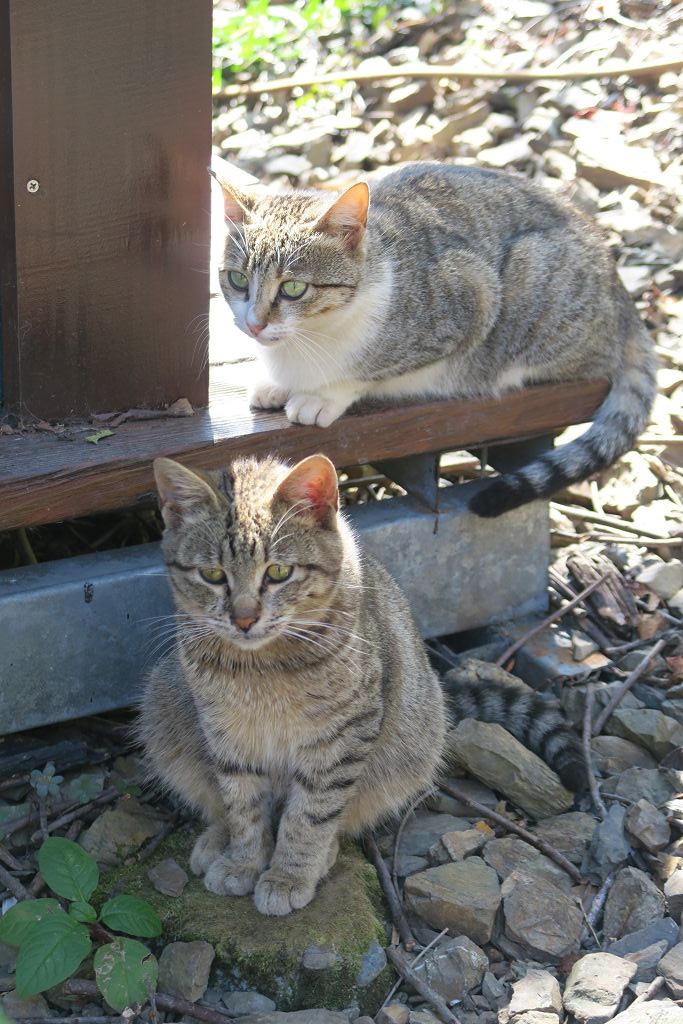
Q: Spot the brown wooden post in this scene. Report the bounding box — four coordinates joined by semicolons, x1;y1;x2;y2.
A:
0;0;212;419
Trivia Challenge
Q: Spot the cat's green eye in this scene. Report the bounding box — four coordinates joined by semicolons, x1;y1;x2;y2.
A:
199;566;227;584
228;271;248;292
265;563;293;583
279;280;308;300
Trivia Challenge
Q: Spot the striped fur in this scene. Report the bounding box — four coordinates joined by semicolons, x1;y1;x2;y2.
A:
215;163;656;514
138;454;446;916
446;668;585;792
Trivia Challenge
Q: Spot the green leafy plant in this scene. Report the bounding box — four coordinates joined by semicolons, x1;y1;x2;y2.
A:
0;838;161;1011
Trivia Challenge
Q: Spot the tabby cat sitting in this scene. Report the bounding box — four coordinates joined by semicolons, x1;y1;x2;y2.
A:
139;453;584;915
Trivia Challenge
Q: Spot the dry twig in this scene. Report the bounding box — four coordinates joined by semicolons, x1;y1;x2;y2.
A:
363;833;417;951
495;574;609;668
581;871;616;946
65;980;237;1023
0;861;30;901
392;789;434;894
30;787;119;843
136;808;182;863
216;56;683;99
438;779;583;883
583;685;607;820
386;945;462;1024
382;928;449;1007
591;637;667;736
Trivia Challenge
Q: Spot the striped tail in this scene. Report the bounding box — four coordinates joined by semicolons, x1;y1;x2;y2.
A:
446;674;585;793
469;315;656;518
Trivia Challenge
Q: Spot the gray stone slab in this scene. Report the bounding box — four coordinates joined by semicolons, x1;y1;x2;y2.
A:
0;480;548;733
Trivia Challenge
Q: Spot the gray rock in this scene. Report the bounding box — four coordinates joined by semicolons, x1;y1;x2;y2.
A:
636;560;683;600
563;952;637;1023
222;993;277;1016
407;1013;440;1024
412;935;487;1002
2;991;53;1018
502;870;583;962
603;867;666;940
478;134;534;169
376;1006;409;1024
563;682;643;729
608;918;680;982
147;857;188;897
446;719;573;819
665;869;683;919
662;699;683;727
264;154;312;177
507;969;562;1018
625;799;671;852
606;709;683;760
238;1014;351;1024
355;940;387;988
659;942;683;998
481;970;508;1008
532;812;597;865
158;940;215;1002
302;944;340;971
439;829;488;862
591;736;657;775
483;837;572;891
582;804;632;882
379;812;470;857
388;854;429;877
601;768;677;807
610;998;683;1023
404;858;501;945
80;798;163;866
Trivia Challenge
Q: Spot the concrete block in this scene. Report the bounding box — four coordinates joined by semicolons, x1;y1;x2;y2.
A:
0;479;548;734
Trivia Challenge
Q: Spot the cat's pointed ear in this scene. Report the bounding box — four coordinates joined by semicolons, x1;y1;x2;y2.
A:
209;167;254;226
274;455;339;528
154;457;220;528
314;182;369;250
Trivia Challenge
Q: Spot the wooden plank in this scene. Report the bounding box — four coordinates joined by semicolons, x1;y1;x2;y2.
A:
4;0;212;418
0;373;609;530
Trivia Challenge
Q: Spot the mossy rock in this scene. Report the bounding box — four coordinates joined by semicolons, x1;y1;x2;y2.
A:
102;825;392;1013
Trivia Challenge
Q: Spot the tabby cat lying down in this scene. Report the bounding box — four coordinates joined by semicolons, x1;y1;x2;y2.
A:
139;453;584;916
214;162;655;518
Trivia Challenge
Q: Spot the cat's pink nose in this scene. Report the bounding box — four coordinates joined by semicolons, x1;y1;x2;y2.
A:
233;615;257;633
246;317;266;337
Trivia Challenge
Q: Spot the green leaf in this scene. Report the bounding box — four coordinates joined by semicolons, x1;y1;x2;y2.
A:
0;898;61;946
15;914;91;997
99;895;162;938
85;428;115;444
38;837;99;902
94;939;158;1012
69;901;98;924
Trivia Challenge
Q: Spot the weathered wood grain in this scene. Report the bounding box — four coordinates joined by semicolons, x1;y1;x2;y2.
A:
0;374;609;530
2;0;212;418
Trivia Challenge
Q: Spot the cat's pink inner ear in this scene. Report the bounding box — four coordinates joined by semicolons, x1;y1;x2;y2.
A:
154;458;218;524
315;182;369;250
275;455;339;525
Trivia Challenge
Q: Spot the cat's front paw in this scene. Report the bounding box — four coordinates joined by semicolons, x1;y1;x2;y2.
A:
190;824;230;876
285;392;349;428
249;379;289;411
204;852;262;896
253;869;316;916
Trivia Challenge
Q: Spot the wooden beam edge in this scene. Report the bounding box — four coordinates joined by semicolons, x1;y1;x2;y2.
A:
0;379;609;531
